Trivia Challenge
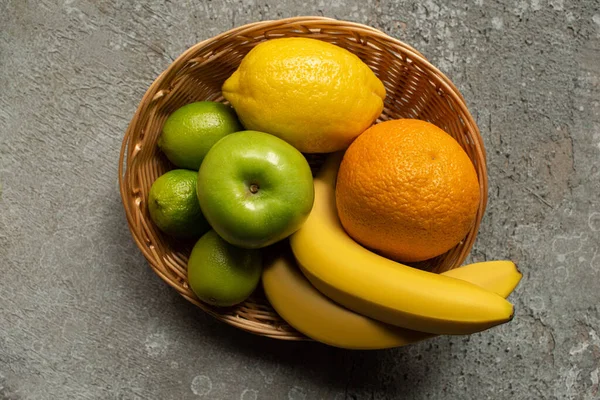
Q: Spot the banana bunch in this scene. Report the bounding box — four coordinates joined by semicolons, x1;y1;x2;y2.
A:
262;153;522;349
263;253;521;349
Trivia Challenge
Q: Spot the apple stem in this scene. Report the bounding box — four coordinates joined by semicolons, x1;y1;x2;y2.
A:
249;183;259;194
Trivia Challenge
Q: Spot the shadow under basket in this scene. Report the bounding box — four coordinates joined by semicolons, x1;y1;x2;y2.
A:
118;16;488;341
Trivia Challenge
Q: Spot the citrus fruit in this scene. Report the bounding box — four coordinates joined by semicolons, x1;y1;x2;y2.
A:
158;101;243;170
187;230;262;307
221;37;386;153
335;119;481;263
148;169;210;239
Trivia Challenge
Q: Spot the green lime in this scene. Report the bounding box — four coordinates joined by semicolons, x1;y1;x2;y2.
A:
148;169;210;239
158;101;243;170
187;230;262;307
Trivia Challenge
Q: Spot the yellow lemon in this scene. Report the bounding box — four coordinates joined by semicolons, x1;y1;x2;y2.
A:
222;38;386;153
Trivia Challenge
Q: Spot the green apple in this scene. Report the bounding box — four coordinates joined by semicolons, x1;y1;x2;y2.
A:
197;130;314;249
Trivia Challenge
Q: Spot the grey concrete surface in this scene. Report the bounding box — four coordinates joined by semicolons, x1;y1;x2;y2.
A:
1;0;599;399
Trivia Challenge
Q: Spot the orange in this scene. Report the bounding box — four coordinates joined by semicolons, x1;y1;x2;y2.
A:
335;119;481;263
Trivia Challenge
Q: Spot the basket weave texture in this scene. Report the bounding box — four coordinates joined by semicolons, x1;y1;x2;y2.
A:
118;16;488;341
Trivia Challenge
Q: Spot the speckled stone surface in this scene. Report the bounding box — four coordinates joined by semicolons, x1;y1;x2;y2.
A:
1;1;599;399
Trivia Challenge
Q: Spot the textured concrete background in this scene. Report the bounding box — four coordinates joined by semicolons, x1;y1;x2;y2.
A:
1;0;599;399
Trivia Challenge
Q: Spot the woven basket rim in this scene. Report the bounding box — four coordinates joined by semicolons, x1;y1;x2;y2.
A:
118;16;488;341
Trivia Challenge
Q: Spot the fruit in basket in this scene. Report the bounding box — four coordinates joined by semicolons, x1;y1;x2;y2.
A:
336;119;481;263
289;153;513;335
221;37;386;153
263;250;521;349
147;169;210;238
158;101;243;170
187;230;262;307
197;130;314;249
442;260;523;299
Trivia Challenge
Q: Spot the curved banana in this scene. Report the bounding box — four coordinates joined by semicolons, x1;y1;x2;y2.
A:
445;260;522;299
263;252;521;350
289;152;515;335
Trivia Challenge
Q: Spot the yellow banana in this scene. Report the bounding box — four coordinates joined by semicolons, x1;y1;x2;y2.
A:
445;260;522;299
263;251;521;350
289;152;516;335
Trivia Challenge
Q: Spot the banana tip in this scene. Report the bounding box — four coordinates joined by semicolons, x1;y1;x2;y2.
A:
514;262;522;276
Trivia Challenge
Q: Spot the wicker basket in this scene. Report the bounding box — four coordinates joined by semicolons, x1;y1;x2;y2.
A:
118;16;488;341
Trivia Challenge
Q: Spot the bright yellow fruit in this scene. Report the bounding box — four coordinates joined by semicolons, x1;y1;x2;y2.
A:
222;38;386;153
263;252;521;350
290;153;515;335
445;260;522;299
